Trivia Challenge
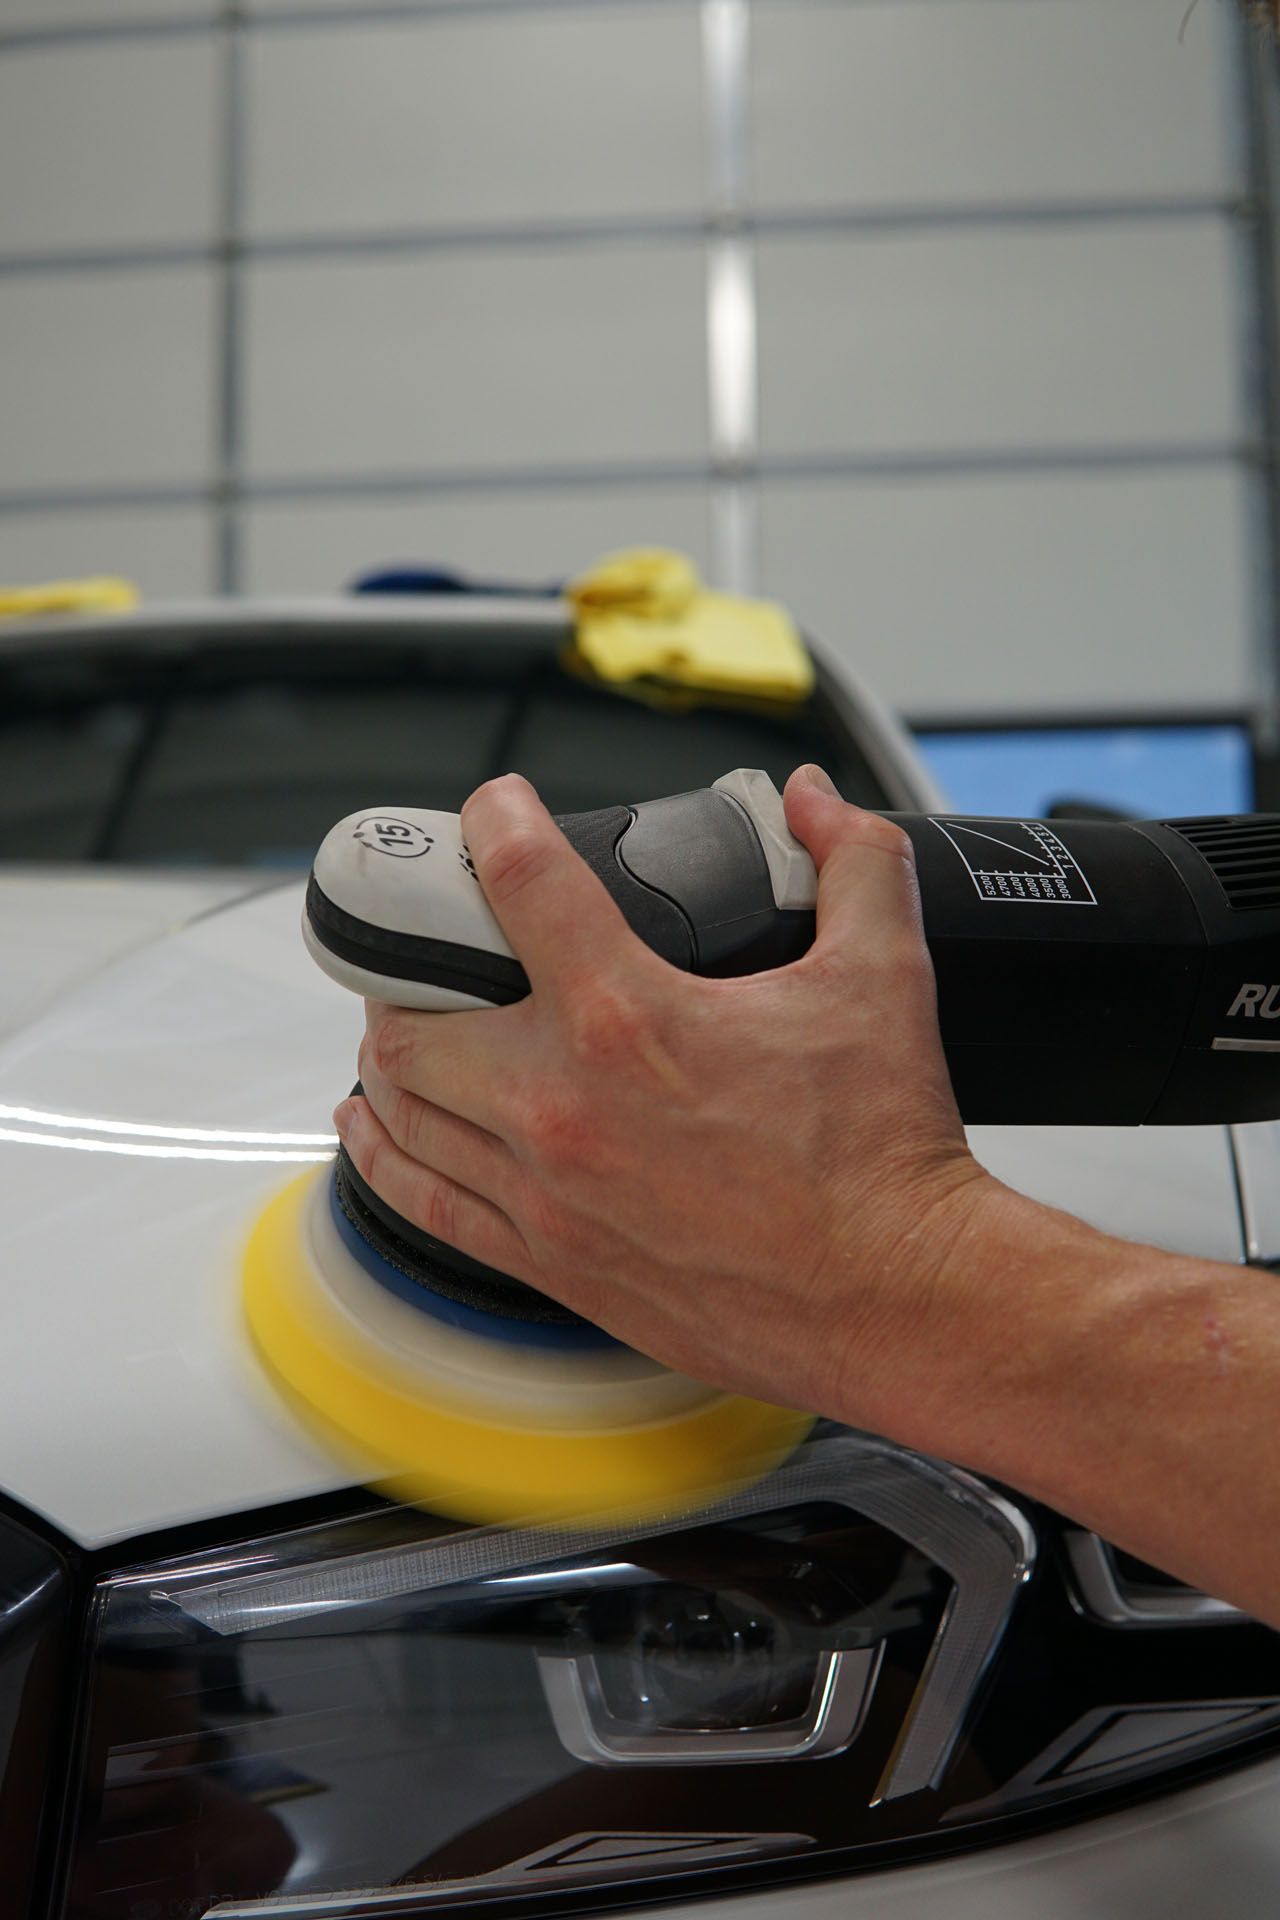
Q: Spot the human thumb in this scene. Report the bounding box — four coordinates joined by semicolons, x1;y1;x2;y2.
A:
783;765;925;966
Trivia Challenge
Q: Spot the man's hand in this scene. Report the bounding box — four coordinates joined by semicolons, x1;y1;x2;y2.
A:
334;767;1280;1623
333;765;994;1434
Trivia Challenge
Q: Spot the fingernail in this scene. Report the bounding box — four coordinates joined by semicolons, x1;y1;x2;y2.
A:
803;764;839;797
333;1100;354;1141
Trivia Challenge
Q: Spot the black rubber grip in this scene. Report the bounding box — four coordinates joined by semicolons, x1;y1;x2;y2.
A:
554;804;696;968
307;874;529;1004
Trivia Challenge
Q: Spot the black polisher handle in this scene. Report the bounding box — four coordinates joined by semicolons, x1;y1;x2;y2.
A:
305;774;1280;1126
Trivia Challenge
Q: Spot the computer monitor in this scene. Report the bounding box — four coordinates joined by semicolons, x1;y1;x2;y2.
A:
911;716;1255;821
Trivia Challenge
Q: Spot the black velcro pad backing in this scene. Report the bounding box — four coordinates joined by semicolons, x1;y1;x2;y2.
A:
334;1135;587;1327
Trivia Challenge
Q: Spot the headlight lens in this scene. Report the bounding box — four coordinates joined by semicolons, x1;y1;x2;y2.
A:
56;1432;1280;1920
0;1509;70;1918
62;1435;1030;1917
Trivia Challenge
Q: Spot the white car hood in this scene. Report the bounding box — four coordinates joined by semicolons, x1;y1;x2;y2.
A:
0;880;1248;1549
0;866;266;1042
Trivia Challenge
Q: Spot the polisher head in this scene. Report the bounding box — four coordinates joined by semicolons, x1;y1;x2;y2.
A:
243;1166;814;1530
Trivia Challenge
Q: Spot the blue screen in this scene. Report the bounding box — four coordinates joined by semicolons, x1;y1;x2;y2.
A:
914;724;1253;821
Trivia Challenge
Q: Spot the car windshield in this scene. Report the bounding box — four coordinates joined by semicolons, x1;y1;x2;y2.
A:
0;621;894;869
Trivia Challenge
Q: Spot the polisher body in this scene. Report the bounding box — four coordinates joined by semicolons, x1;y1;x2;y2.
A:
251;770;1280;1526
307;773;1280;1127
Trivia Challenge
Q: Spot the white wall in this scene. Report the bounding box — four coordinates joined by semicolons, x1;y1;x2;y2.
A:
0;0;1261;717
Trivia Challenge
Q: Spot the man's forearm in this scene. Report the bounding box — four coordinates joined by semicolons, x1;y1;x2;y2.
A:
862;1178;1280;1626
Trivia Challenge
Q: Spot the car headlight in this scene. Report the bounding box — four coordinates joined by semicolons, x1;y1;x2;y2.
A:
0;1509;69;1918
53;1432;1280;1920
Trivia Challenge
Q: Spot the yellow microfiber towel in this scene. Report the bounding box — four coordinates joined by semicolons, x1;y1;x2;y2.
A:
0;575;138;621
565;548;814;706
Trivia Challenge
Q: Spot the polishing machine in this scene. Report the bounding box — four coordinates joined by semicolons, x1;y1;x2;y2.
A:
245;770;1280;1526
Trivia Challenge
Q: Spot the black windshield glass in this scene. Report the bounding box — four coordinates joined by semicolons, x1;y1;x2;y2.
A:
0;633;890;868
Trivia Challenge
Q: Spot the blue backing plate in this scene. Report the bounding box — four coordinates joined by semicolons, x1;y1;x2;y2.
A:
327;1174;620;1354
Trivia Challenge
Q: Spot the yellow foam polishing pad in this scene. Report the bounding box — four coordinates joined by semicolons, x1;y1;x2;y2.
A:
243;1172;814;1530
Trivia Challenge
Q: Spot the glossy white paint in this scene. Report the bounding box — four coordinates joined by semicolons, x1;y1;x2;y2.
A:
638;1750;1280;1920
1230;1120;1280;1264
0;867;261;1041
0;874;1250;1548
0;879;359;1547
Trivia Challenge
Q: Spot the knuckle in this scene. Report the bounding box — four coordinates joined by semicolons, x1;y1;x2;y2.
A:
365;1007;416;1083
525;1087;594;1175
385;1079;424;1153
565;979;652;1069
419;1178;457;1247
360;1127;389;1191
478;824;553;906
356;1031;377;1085
844;813;914;865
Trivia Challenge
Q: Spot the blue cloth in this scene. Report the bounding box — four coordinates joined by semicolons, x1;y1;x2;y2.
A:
350;564;561;598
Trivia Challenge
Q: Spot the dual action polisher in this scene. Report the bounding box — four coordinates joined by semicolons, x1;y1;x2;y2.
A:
246;770;1280;1525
